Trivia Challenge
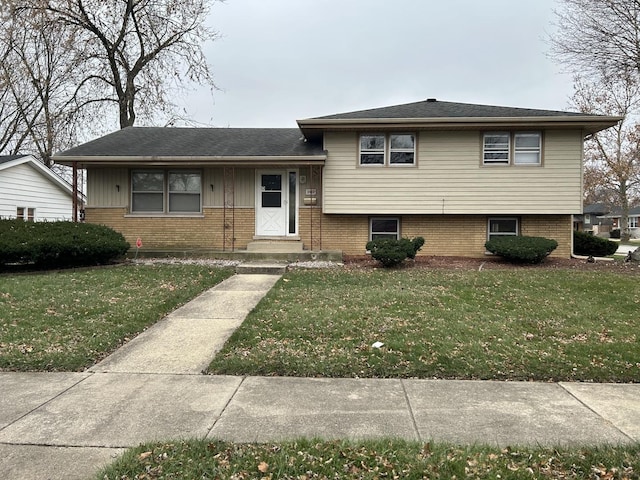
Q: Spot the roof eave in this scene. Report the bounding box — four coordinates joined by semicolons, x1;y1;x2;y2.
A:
297;115;623;137
53;154;327;168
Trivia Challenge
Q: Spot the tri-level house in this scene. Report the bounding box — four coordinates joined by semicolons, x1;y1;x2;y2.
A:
53;99;620;259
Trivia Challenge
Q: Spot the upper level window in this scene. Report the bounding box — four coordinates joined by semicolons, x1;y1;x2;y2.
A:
132;169;201;214
483;132;541;166
483;133;510;164
360;133;415;166
514;133;541;164
360;134;385;165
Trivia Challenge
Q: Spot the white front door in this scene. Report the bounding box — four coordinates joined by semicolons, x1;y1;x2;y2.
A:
256;170;296;236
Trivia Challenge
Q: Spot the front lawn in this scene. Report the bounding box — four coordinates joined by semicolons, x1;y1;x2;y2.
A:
0;264;233;371
208;268;640;382
98;439;640;479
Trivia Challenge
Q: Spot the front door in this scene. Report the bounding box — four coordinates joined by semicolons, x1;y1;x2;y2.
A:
256;171;297;236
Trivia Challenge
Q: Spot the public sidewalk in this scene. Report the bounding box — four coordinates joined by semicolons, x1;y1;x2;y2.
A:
1;273;640;479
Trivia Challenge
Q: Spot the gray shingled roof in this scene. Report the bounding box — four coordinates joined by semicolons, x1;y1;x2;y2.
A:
56;127;324;158
308;99;586;120
0;155;28;165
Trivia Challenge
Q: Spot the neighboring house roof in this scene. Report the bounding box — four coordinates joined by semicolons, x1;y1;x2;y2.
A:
0;154;76;197
601;206;640;218
55;127;326;167
297;99;621;139
583;203;610;215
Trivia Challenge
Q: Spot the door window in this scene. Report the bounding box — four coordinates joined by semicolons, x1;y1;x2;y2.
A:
261;174;282;207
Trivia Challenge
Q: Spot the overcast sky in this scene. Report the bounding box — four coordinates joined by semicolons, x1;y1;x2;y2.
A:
182;0;572;128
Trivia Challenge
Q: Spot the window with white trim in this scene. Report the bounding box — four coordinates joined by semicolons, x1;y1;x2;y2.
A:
487;217;518;242
483;132;541;165
370;217;400;240
514;133;541;164
131;169;201;214
16;207;35;221
360;134;385;165
629;216;638;228
360;133;415;166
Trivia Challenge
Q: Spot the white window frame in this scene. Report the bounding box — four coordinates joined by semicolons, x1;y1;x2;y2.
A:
360;133;416;166
629;216;638;228
389;134;416;165
514;132;542;165
16;207;35;221
360;134;385;165
369;217;400;240
483;132;510;165
483;132;542;166
487;217;519;242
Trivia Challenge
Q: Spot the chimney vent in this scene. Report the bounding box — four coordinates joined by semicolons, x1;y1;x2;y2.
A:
426;98;437;102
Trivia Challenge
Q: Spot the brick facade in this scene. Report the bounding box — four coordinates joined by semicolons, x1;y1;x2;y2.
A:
87;207;572;258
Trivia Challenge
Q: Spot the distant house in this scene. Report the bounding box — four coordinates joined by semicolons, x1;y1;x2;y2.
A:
0;155;78;221
574;203;613;234
600;206;640;239
53;99;620;258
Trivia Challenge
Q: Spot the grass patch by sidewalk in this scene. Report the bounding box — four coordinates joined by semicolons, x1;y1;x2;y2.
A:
0;264;233;371
208;269;640;382
98;439;640;479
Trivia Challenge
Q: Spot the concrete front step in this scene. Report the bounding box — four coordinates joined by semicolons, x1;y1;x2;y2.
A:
246;240;304;253
236;262;288;275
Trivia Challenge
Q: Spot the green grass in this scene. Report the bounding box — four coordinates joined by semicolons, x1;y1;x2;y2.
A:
0;264;233;371
208;269;640;382
98;439;640;479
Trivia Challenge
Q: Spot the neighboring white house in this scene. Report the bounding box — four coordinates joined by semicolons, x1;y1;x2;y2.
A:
0;155;77;221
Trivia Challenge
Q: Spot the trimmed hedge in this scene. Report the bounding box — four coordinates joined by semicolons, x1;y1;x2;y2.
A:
366;236;425;267
484;235;558;264
0;220;130;268
573;230;618;257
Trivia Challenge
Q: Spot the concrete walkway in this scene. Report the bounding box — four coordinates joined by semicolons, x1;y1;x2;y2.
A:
1;273;640;479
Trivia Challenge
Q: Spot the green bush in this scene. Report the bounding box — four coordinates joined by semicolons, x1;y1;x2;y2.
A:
484;235;558;264
0;220;130;268
573;230;618;257
366;236;425;267
610;228;621;239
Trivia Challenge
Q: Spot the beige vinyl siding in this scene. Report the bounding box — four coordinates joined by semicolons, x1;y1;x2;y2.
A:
323;130;583;215
86;168;128;207
88;167;259;210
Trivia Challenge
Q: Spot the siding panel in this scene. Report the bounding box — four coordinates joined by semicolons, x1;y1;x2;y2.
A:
0;163;73;220
323;130;583;214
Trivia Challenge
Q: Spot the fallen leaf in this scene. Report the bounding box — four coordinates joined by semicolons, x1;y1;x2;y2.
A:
138;451;152;461
258;461;269;473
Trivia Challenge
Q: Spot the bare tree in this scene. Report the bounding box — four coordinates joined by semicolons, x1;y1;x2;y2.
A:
571;72;640;240
550;0;640;77
0;8;84;166
11;0;220;130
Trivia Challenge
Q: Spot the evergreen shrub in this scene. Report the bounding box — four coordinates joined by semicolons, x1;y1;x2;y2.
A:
366;236;425;267
573;230;618;257
0;220;129;268
484;235;558;264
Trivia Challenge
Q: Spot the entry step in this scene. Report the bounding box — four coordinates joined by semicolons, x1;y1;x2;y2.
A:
246;240;304;253
236;262;288;275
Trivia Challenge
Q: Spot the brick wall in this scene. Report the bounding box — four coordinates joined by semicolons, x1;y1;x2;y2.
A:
87;207;573;258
